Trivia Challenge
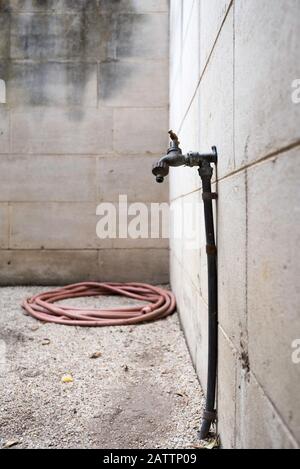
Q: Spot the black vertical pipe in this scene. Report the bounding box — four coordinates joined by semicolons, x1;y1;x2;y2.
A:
198;163;218;440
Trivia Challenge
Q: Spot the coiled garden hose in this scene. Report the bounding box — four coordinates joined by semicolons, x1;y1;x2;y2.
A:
22;282;176;327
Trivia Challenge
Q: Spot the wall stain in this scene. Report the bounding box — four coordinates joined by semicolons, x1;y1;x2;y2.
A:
0;0;142;119
239;339;250;376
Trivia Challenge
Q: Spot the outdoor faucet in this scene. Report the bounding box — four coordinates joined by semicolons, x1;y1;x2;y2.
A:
152;130;218;183
152;130;219;441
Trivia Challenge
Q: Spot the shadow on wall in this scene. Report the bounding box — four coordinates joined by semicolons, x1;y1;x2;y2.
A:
0;0;144;119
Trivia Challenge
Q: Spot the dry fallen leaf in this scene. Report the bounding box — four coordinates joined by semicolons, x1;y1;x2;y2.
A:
90;351;102;359
61;374;73;383
203;437;220;450
190;436;219;450
3;440;19;449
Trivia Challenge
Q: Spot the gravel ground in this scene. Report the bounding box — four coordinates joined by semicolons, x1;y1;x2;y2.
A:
0;286;204;449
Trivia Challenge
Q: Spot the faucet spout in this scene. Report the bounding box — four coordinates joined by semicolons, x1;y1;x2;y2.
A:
152;130;186;183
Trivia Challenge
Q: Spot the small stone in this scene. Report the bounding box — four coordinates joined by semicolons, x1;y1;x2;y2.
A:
3;440;19;448
89;351;102;359
42;338;50;346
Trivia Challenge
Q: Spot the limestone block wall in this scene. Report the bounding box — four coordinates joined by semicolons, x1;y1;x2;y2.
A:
0;0;169;284
169;0;300;448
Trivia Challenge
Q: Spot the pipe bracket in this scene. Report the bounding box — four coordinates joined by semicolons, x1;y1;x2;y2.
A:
203;410;217;422
206;245;218;256
202;192;218;201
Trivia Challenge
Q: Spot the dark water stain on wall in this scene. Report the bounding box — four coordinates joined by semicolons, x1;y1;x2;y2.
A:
0;2;11;61
0;0;144;119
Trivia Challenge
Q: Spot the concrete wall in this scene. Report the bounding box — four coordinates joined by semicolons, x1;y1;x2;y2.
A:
169;0;300;448
0;0;169;284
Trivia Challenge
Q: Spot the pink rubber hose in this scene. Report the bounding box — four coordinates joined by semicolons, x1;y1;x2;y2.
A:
22;282;176;327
